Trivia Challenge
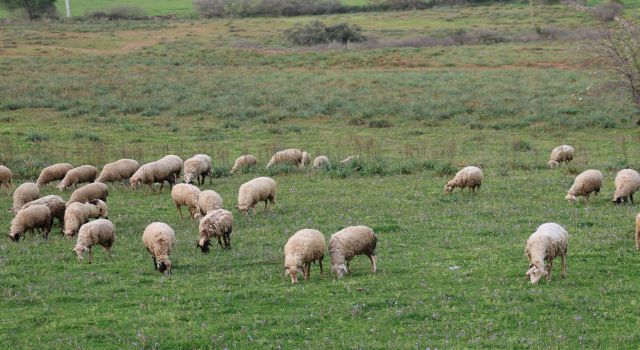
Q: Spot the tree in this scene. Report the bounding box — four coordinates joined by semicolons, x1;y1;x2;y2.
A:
0;0;58;20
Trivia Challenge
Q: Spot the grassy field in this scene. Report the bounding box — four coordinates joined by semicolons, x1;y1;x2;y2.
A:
2;3;640;348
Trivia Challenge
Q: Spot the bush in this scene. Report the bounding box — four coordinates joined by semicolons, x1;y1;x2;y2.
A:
369;0;431;11
193;0;228;18
194;0;345;18
86;6;146;20
284;20;365;46
368;119;393;128
593;2;624;22
0;0;58;20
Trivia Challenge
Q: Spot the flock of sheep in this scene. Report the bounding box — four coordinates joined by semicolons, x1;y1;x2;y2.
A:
2;144;640;283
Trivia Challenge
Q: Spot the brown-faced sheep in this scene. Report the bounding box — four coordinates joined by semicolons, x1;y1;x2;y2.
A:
0;165;12;191
548;145;575;168
63;200;108;237
142;222;176;275
22;195;66;229
57;165;98;191
171;183;201;220
329;226;377;278
9;204;52;242
11;182;39;213
444;166;483;194
130;161;176;192
73;219;115;263
612;169;640;204
525;222;568;284
313;156;330;169
266;149;303;168
183;154;211;185
230;155;257;173
565;169;603;204
284;229;325;284
236;177;276;215
96;159;140;184
67;182;108;206
197;209;233;253
198;190;223;217
36;163;73;187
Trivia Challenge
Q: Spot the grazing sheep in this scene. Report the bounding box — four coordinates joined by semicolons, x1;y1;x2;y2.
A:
36;163;73;187
171;183;201;220
67;182;108;206
198;190;223;217
63;200;108;237
524;222;568;284
0;165;12;191
130;161;176;192
73;219;115;263
9;204;52;242
96;159;139;184
142;222;176;275
183;154;211;185
301;151;311;167
444;166;483;194
11;182;39;213
266;149;303;168
313;156;330;169
565;169;603;204
236;177;277;215
612;169;640;204
340;155;359;164
230;155;257;173
22;195;66;228
197;209;233;253
57;165;98;191
284;229;325;284
160;155;183;183
329;225;377;278
548;145;575;168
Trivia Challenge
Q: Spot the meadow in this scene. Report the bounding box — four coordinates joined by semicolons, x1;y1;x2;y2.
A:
2;2;640;349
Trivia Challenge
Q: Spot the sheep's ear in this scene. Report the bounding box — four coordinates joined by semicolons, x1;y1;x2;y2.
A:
525;267;535;277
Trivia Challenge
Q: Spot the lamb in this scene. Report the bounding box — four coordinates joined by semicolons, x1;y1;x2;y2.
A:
313;156;330;169
160;155;183;183
524;222;568;284
96;159;140;184
548;145;575;168
329;225;377;278
230;155;257;173
197;209;233;252
565;169;603;204
301;151;311;167
9;204;52;242
340;155;359;164
0;165;13;191
67;182;108;206
11;182;39;213
142;222;176;275
444;166;483;194
183;154;211;185
198;190;223;217
22;195;66;228
63;200;108;237
266;149;303;168
130;161;176;192
284;229;325;283
171;183;201;220
36;163;73;187
72;219;115;263
57;165;98;191
612;169;640;204
236;176;277;215
636;213;640;250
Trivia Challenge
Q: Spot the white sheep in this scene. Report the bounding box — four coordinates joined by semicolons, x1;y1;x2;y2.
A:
160;155;183;183
444;166;483;194
9;204;52;242
63;200;108;237
329;225;378;278
171;183;201;220
525;222;568;284
548;145;575;168
313;156;330;169
36;163;73;187
230;155;257;173
301;151;311;167
266;149;303;168
197;209;233;252
612;169;640;204
198;190;223;217
22;195;66;229
636;213;640;250
183;154;211;185
340;155;359;164
57;165;98;191
67;182;108;206
236;176;277;215
73;219;115;263
130;161;176;192
96;159;140;184
0;165;12;191
565;169;603;204
142;222;176;275
284;229;325;284
11;182;39;213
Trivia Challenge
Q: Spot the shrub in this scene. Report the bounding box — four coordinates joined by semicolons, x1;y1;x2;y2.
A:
435;162;456;177
370;0;431;11
284;20;365;46
86;6;146;20
511;139;533;152
194;0;345;18
0;0;58;20
348;118;367;126
326;23;365;45
368;119;393;128
593;2;624;22
26;133;49;142
193;0;228;18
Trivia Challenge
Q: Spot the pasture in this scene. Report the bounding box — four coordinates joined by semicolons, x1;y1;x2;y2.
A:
1;3;640;348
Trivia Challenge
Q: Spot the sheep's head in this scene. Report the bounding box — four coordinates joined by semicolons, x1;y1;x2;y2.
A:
565;193;577;203
197;238;210;254
236;204;249;215
183;173;194;184
612;196;623;205
332;263;348;278
548;160;559;169
157;260;171;275
525;264;547;284
129;177;141;189
8;231;20;242
285;265;303;284
444;183;454;194
72;245;88;262
56;183;65;191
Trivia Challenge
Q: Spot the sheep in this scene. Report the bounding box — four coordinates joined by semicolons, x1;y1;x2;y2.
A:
444;166;483;194
266;149;303;168
130;161;176;192
230;155;257;173
67;182;108;206
329;225;377;278
73;219;115;263
197;209;233;253
22;195;66;228
142;222;176;275
340;155;359;164
565;169;603;204
183;154;211;185
313;156;330;169
636;213;640;250
96;159;139;184
11;182;39;213
36;163;73;187
548;145;575;168
159;155;183;183
284;229;325;284
9;204;52;242
612;169;640;204
63;200;108;237
198;190;223;217
0;165;13;191
236;177;276;215
301;151;311;167
57;165;98;191
524;222;568;284
171;183;201;220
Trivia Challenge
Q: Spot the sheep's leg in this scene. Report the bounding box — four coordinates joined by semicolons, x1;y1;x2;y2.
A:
561;254;566;278
264;200;269;211
152;256;157;270
106;245;112;258
176;205;183;220
631;192;635;204
217;236;224;249
224;233;231;249
319;257;323;275
346;261;351;274
88;248;93;264
368;255;377;273
304;263;310;280
546;259;553;281
636;229;640;250
584;194;589;204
